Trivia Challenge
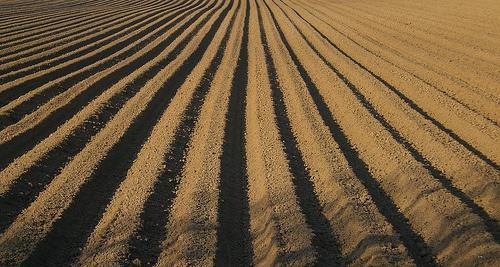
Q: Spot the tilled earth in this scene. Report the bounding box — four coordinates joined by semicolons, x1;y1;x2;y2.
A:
0;0;499;265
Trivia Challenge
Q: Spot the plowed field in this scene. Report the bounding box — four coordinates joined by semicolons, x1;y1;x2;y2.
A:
0;0;499;265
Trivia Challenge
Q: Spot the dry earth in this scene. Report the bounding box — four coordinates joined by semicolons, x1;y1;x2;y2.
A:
0;0;499;266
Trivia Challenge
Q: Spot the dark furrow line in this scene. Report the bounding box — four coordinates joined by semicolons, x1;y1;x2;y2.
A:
0;0;187;73
0;0;177;54
415;76;500;127
256;1;344;265
327;3;500;70
0;0;59;10
0;8;129;49
0;0;162;33
0;0;183;65
0;15;122;56
0;0;125;18
0;0;203;131
0;0;92;13
276;0;499;245
19;1;232;266
214;0;253;265
262;0;438;265
0;0;101;14
127;1;240;266
0;9;102;39
0;0;128;14
1;0;101;12
0;0;209;165
281;1;499;171
0;10;83;29
0;4;190;91
0;0;166;38
0;8;89;29
0;8;153;72
0;0;216;231
300;1;500;127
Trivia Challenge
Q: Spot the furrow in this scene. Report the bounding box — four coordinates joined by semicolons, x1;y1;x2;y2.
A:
0;0;210;170
315;0;500;71
0;0;162;34
251;0;322;265
261;2;344;263
20;2;227;265
0;3;176;77
0;9;150;57
0;9;104;41
0;0;183;70
287;0;500;170
261;0;419;265
294;0;500;124
279;0;500;233
246;1;315;265
0;0;166;41
0;8;133;49
266;0;500;265
0;10;84;30
215;0;254;264
309;0;500;52
0;0;189;88
154;0;243;265
76;0;234;265
1;0;213;211
0;0;498;265
0;1;226;265
0;0;200;132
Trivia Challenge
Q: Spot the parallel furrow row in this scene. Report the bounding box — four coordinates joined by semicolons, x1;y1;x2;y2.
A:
0;0;498;266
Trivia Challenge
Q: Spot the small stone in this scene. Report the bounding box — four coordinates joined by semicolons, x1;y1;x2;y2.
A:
132;258;141;266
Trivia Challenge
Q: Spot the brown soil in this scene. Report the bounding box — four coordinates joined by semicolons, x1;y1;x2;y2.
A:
0;0;499;266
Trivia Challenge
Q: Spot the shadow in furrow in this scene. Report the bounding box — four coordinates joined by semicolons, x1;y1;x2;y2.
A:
0;9;129;51
262;0;438;265
0;0;215;238
128;1;239;266
0;0;187;80
0;9;104;41
0;0;195;106
0;0;105;18
0;0;172;56
256;1;344;265
278;1;499;172
0;0;178;67
0;10;87;36
214;0;253;265
0;0;214;170
0;81;134;234
276;0;499;243
0;0;169;48
291;1;500;128
0;0;199;130
21;1;234;266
